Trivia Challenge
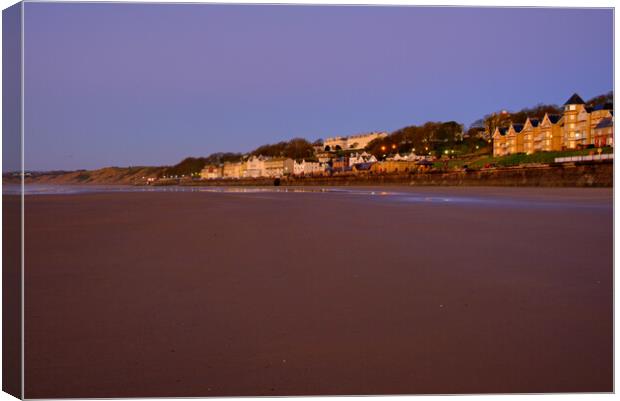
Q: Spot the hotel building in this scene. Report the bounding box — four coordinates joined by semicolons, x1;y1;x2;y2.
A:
493;93;613;156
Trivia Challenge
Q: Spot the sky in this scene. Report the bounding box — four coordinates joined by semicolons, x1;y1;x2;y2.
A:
22;3;613;171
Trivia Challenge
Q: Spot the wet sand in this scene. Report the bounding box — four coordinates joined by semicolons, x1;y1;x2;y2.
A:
21;187;613;397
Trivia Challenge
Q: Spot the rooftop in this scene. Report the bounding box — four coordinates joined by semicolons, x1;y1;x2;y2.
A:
595;117;613;129
564;93;586;105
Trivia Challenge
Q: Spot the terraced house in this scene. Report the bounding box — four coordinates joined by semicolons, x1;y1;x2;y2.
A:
200;165;222;179
263;158;294;177
521;118;539;155
493;93;614;156
245;156;266;178
506;123;524;154
537;114;563;152
593;117;614;147
222;161;246;179
492;127;509;156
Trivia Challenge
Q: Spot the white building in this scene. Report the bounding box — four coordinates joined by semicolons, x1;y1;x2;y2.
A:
305;162;325;175
324;131;388;151
348;151;377;166
386;152;430;162
408;152;431;161
315;152;332;164
293;160;324;176
245;156;266;178
293;160;305;176
387;153;408;161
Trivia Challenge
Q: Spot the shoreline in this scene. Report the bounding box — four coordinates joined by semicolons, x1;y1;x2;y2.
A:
7;184;615;202
9;160;613;188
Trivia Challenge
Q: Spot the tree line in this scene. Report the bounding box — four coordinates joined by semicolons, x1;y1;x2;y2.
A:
161;139;316;177
364;121;488;159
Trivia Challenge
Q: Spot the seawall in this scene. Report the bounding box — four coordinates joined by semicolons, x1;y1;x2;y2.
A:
177;161;612;188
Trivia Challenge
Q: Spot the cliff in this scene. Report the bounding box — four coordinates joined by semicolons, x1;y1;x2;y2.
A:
5;166;164;185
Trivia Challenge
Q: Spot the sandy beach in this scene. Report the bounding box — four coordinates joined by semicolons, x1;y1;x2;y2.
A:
19;186;612;397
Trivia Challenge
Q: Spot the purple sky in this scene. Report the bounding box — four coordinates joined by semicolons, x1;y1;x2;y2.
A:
24;4;613;170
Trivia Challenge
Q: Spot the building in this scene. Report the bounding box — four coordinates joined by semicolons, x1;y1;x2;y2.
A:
351;162;375;173
222;161;245;179
387;153;407;161
324;132;387;151
200;165;222;179
331;157;349;171
387;151;433;161
493;93;614;156
263;158;294;177
407;152;432;161
505;123;524;154
370;160;418;174
349;151;377;166
315;151;332;163
492;127;507;156
537;114;563;152
245;156;266;178
589;105;614;139
293;160;305;176
563;93;588;149
312;141;324;154
593;117;614;147
293;160;324;176
520;118;539;155
561;93;613;149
